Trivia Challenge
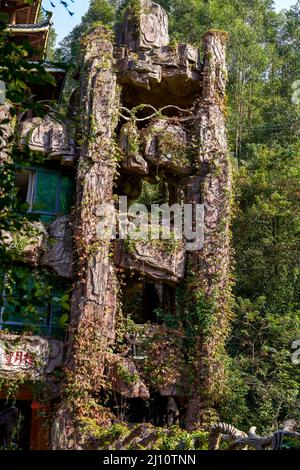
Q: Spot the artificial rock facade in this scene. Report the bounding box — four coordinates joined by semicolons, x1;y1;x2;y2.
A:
0;0;232;450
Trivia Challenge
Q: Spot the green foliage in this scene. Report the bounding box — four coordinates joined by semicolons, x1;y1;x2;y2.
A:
116;363;139;385
0;372;26;401
54;0;117;107
158;0;300;153
234;144;300;311
155;0;300;430
1;0;300;438
139;325;187;390
0;410;23;450
154;426;208;450
81;420;129;445
136;179;166;207
226;142;300;432
0;6;59;248
281;436;300;450
154;307;180;330
120;120;140;156
80;420;209;450
0;11;71;341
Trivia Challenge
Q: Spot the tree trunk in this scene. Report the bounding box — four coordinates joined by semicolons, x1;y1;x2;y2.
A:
185;31;232;430
51;26;119;450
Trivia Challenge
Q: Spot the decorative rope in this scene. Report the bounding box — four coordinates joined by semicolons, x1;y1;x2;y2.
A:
119;104;193;123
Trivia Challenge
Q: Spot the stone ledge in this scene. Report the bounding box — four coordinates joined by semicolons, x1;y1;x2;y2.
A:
114;237;186;284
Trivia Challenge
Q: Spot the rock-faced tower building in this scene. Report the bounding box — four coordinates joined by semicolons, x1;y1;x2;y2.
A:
0;0;231;449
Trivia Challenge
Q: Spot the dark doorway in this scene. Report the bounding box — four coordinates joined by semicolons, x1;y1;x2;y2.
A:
114;393;169;426
122;277;162;324
142;283;161;323
0;400;32;450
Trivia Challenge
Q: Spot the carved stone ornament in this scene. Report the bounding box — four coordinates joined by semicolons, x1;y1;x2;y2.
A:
42;215;73;279
20;116;75;164
139;0;169;49
122;0;169;51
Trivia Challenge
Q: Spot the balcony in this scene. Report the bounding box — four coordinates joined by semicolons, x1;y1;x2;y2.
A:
115;236;186;285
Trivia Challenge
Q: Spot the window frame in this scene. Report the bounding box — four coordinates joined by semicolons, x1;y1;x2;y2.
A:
0;272;66;338
15;164;74;220
0;303;60;337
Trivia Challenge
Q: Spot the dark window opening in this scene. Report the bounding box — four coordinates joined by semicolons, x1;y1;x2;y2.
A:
15;165;74;224
142;283;161;324
136;178;169;209
110;393;169;427
0;400;32;451
114;173;143;205
122;277;162;325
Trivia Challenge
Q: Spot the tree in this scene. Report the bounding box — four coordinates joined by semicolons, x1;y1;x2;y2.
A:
56;0;116;63
225;142;300;431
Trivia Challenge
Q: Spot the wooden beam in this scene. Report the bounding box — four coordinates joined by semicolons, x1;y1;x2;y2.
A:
26;6;31;23
10;10;16;24
1;6;29;13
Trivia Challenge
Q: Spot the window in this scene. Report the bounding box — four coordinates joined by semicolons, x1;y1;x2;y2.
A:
0;267;69;339
15;166;74;223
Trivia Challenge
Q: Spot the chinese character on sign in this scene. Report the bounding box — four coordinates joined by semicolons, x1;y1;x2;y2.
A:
14;351;23;364
5;353;13;365
5;350;34;367
23;352;34;366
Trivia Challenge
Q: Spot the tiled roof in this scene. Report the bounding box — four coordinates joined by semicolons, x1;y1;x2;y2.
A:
7;18;51;31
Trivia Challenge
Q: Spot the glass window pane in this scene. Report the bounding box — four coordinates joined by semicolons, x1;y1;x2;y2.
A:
0;269;69;338
51;286;66;325
1;268;49;327
59;175;74;214
33;170;58;214
3;301;24;324
2;268;29;324
39;214;56;224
